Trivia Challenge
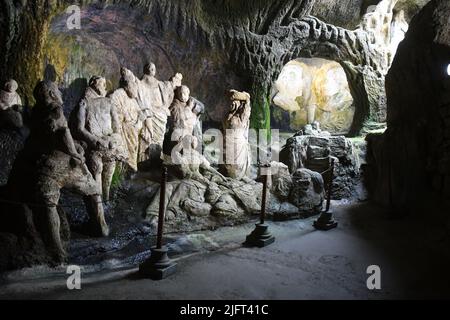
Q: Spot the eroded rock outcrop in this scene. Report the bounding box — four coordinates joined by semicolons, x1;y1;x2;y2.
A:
281;124;360;199
365;0;450;214
272;58;355;134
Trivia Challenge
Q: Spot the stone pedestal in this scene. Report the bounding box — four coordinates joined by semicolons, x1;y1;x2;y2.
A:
313;209;338;230
244;223;275;247
139;246;177;280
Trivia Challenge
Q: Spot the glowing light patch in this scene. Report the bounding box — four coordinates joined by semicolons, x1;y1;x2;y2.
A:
447;64;450;76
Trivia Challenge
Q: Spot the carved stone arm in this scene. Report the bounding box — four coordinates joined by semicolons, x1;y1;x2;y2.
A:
110;103;121;135
76;99;101;149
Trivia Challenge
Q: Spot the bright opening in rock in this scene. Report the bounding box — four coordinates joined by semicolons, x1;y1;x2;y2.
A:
447;63;450;76
272;58;355;135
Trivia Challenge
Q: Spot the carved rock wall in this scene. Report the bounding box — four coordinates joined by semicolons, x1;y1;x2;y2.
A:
365;0;450;214
0;0;419;135
272;58;355;134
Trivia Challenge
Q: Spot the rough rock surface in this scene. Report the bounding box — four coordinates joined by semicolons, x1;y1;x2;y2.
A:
0;0;424;134
281;130;361;199
0;128;25;185
364;0;450;214
289;168;325;214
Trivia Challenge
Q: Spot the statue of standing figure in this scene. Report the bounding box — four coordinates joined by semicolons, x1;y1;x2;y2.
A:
163;85;204;157
71;76;126;201
7;81;108;263
0;79;23;128
109;67;145;171
221;90;252;180
137;62;183;161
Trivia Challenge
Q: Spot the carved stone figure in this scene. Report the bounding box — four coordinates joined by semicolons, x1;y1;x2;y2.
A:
136;66;154;163
71;76;126;201
169;86;198;139
7;81;108;263
138;62;183;160
164;86;205;158
221;90;252;180
170;134;227;185
0;79;23;128
306;103;317;125
0;79;22;111
190;97;205;147
109;67;145;171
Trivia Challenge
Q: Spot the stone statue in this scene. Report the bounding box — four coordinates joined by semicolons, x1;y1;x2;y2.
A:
8;81;108;262
169;86;198;140
190;97;205;147
221;90;252;180
138;62;183;159
0;79;23;128
164;86;206;159
305;103;317;125
71;76;126;201
109;67;145;171
136;66;154;163
0;79;22;111
170;134;227;185
358;0;403;70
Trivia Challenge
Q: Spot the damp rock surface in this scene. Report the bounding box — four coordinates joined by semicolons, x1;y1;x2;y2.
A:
281;131;361;200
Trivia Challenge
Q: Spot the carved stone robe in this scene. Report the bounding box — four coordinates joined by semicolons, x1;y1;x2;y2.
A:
109;88;142;171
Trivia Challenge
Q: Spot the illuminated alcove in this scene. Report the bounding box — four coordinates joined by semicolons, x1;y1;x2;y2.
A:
271;58;355;135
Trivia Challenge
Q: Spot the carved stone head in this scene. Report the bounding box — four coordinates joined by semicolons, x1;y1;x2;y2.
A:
171;73;183;88
88;76;107;97
144;62;156;77
175;85;190;103
4;79;18;93
120;67;138;99
33;80;63;107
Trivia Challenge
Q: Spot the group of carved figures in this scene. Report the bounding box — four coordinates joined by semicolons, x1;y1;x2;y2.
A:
0;63;253;263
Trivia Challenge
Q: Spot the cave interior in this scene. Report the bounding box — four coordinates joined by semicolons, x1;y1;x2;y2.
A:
0;0;450;300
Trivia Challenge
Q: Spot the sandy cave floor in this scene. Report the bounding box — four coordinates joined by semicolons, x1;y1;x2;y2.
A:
1;201;450;300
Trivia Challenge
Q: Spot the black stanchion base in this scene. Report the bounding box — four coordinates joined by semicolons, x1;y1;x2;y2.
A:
313;209;338;230
244;223;275;247
139;246;177;280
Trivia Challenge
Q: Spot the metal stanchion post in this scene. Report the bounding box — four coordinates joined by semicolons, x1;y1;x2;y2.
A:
244;163;275;247
313;158;338;230
139;166;177;279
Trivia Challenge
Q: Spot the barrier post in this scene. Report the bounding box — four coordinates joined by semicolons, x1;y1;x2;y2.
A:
139;166;177;279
